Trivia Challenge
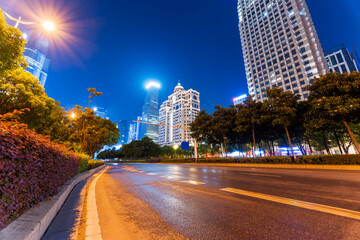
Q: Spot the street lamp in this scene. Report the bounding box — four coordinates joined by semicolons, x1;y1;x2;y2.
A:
3;11;55;31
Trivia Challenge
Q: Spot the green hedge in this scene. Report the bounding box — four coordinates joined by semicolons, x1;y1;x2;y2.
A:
137;155;360;165
77;153;104;173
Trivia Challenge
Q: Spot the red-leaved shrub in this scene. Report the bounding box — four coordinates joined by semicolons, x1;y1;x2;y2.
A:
0;112;80;228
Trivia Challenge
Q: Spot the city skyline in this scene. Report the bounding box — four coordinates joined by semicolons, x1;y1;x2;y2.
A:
1;0;360;123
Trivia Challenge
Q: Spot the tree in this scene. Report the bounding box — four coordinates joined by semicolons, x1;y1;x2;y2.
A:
69;106;120;159
234;96;263;157
264;87;299;159
211;105;237;158
88;88;103;108
308;72;360;153
0;11;27;73
119;137;162;159
190;110;213;157
0;69;56;129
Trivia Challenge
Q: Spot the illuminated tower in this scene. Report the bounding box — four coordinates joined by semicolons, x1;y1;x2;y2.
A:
237;0;328;101
158;83;200;146
140;82;160;143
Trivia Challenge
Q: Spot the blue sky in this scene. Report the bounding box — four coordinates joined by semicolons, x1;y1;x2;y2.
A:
2;0;360;122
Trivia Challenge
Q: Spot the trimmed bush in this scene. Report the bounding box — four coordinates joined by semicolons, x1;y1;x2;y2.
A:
0;119;80;228
77;153;104;173
137;155;360;165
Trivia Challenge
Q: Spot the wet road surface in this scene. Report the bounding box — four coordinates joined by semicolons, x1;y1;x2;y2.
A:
43;164;360;239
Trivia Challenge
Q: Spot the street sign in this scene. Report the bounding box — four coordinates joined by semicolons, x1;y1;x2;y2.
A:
181;141;190;150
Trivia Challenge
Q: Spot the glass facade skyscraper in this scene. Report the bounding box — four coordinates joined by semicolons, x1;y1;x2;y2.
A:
23;47;50;87
237;0;328;100
324;44;359;74
140;83;160;143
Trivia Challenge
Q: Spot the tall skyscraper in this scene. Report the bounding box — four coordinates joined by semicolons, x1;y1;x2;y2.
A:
23;47;50;87
140;82;160;143
324;44;359;74
237;0;328;100
127;123;137;143
117;120;129;145
158;83;200;147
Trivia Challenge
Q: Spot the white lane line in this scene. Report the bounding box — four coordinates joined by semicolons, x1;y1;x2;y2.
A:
220;187;360;221
85;167;109;240
182;180;205;185
161;176;175;179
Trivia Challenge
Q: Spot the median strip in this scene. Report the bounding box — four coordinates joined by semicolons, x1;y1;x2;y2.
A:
220;187;360;220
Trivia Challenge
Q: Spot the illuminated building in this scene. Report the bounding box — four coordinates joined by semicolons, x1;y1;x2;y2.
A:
93;107;108;119
159;83;200;146
324;44;359;74
23;47;50;87
140;82;160;143
237;0;328;101
127;123;137;143
117;120;129;145
233;94;248;105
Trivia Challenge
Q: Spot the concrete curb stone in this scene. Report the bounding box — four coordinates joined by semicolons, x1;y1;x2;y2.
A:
0;165;106;240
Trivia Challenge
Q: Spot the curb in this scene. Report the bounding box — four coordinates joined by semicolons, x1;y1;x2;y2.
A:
0;165;106;240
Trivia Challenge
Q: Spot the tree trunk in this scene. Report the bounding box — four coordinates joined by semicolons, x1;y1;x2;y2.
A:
322;130;330;155
271;141;276;156
333;128;344;154
295;137;306;155
223;135;228;159
306;136;314;155
205;137;208;158
284;125;296;159
252;127;256;158
341;118;360;154
267;141;273;156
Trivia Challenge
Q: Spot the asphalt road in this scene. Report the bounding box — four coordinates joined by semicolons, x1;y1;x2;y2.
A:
43;164;360;240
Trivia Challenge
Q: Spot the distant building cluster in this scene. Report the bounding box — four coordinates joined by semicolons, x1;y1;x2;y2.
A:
236;0;359;102
123;82;200;147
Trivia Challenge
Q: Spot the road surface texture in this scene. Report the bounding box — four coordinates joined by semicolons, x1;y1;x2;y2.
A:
43;163;360;240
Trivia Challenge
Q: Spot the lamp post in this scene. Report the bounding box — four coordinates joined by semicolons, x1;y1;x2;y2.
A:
3;11;55;31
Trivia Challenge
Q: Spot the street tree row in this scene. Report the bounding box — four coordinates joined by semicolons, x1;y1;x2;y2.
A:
190;72;360;158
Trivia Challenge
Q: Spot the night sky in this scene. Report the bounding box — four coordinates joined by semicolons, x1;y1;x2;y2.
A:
2;0;360;122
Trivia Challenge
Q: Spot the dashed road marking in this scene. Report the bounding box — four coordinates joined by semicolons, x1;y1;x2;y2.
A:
182;180;205;185
161;176;175;179
220;187;360;221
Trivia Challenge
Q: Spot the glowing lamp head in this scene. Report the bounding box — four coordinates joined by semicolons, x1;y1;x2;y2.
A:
42;21;55;31
145;81;161;90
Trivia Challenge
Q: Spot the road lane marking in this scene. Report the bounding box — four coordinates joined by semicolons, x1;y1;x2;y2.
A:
161;176;175;179
85;167;109;240
182;180;205;185
220;187;360;221
244;173;281;178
